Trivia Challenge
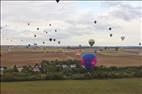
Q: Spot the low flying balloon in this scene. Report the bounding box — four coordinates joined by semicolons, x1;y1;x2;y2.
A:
28;44;31;47
43;41;45;44
49;24;52;26
110;34;112;37
56;0;60;3
88;39;95;47
121;36;125;41
139;42;141;46
27;44;31;48
55;30;57;32
81;53;97;71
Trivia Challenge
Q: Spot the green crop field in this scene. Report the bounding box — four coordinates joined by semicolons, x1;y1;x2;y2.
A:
1;78;142;94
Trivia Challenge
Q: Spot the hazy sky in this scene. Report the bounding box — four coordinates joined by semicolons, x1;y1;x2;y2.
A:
1;1;142;46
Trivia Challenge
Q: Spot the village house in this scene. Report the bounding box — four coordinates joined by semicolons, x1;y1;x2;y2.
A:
0;66;7;75
62;64;68;69
70;64;77;68
17;66;24;72
32;64;41;72
56;64;61;67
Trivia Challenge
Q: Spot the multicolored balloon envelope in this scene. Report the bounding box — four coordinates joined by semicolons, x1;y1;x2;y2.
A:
81;53;97;71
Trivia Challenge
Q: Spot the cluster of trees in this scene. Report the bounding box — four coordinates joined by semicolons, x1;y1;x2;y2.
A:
103;47;120;51
1;60;142;82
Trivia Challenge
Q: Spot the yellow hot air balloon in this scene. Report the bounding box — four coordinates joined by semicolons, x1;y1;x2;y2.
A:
88;39;95;47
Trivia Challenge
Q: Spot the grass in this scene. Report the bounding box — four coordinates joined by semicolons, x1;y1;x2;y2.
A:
1;78;142;94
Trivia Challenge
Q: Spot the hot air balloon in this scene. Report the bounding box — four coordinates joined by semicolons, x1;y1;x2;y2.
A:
53;39;56;41
43;41;45;44
49;38;52;41
34;35;37;37
94;20;97;24
81;53;97;71
58;41;61;44
37;28;39;30
109;27;111;31
28;44;31;47
121;36;125;41
49;24;52;26
88;39;95;47
55;30;57;32
110;34;112;37
27;23;30;26
56;0;60;3
27;44;31;48
139;42;141;46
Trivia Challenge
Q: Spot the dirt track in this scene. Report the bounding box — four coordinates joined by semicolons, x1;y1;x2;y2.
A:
1;48;142;67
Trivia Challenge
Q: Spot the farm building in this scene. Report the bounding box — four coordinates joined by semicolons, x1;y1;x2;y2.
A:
32;64;41;72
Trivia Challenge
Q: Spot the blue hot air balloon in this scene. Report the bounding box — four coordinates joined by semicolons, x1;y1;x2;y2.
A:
81;53;97;71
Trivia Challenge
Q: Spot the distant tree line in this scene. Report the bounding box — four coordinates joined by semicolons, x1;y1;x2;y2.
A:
1;60;142;82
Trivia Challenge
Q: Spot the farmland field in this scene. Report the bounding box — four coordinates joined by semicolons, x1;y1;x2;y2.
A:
1;47;142;67
1;78;142;94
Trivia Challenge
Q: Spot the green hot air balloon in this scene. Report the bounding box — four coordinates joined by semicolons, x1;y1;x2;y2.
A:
88;39;95;47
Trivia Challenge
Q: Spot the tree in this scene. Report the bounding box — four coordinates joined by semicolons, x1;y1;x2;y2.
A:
13;65;18;72
21;65;33;73
115;47;119;51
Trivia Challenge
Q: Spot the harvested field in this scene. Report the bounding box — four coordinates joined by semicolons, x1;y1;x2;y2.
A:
1;47;142;67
